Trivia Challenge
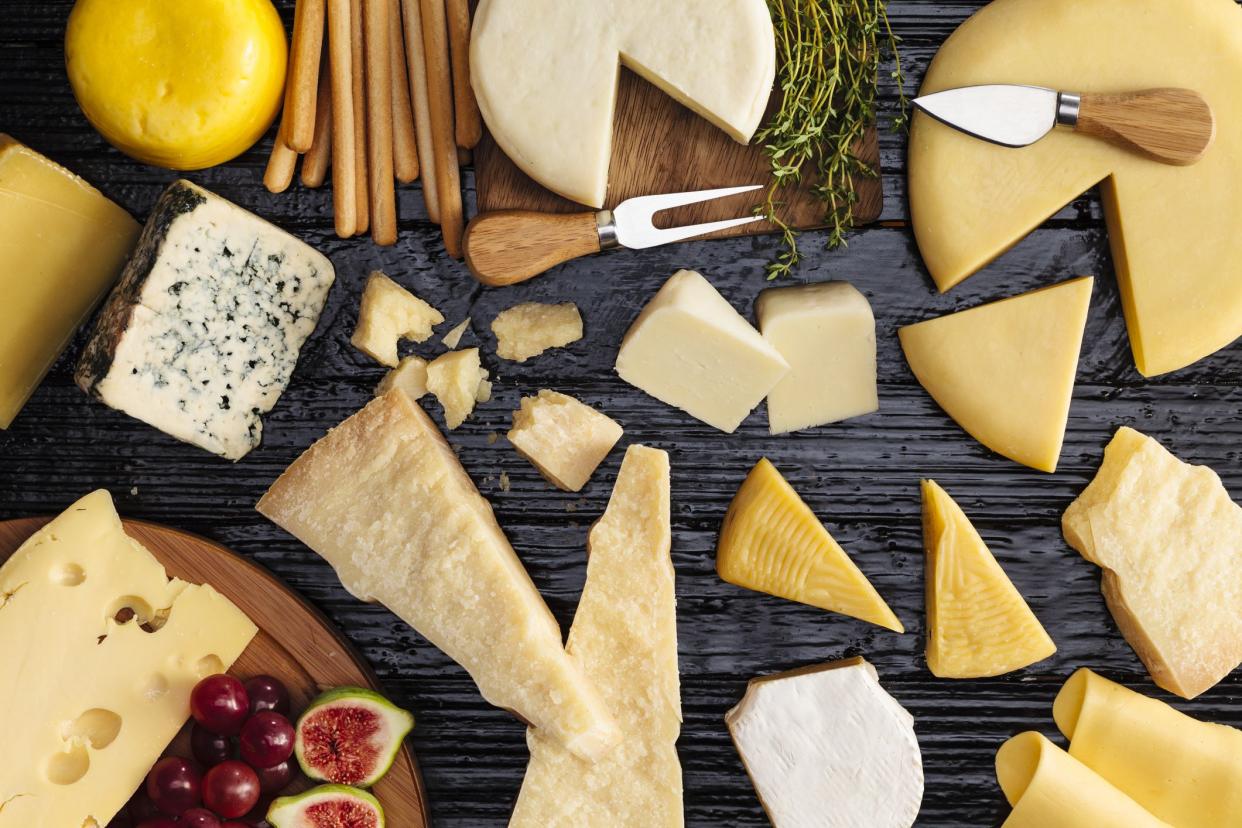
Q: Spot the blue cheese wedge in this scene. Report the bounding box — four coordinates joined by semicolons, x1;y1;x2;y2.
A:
76;181;334;460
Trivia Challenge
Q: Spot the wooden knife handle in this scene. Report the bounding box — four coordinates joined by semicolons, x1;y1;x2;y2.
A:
1076;88;1215;166
463;210;602;286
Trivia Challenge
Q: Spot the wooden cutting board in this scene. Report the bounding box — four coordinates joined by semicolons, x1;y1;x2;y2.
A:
474;67;883;237
0;517;431;828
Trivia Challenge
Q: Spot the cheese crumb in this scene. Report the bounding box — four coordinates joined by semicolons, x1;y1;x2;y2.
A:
491;302;583;362
351;271;445;367
442;317;471;349
427;349;490;429
500;471;511;492
507;390;622;492
487;431;500;446
377;355;429;400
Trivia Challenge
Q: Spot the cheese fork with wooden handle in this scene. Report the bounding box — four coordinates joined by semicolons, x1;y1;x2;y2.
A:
463;185;763;286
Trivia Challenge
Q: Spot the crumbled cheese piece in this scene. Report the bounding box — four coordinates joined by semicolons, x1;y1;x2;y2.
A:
500;471;511;492
376;356;429;400
508;390;623;492
491;302;583;362
442;317;471;349
427;349;490;429
475;379;493;403
351;271;444;367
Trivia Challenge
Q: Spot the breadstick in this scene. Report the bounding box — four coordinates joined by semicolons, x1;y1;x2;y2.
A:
400;0;440;222
302;56;333;188
327;0;357;236
286;0;326;151
263;123;298;193
363;0;397;245
389;0;419;183
351;0;370;235
419;0;464;257
445;0;481;149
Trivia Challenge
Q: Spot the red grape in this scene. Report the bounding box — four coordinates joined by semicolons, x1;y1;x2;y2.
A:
244;675;291;716
126;793;161;821
203;760;261;819
192;675;250;736
191;722;234;767
253;758;295;794
135;820;177;828
239;711;295;769
180;808;223;828
145;756;201;816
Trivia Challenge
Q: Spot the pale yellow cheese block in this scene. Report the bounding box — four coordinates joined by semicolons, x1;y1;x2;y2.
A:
1054;668;1242;827
899;277;1092;472
922;480;1055;678
256;392;620;760
0;490;256;828
0;136;140;429
1062;427;1242;698
510;445;682;826
995;732;1170;828
909;0;1242;377
508;390;624;492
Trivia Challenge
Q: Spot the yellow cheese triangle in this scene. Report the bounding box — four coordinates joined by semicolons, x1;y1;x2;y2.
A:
717;458;903;632
922;480;1055;678
899;277;1092;472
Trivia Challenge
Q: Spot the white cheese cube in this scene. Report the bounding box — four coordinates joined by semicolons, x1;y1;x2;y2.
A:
508;390;623;492
351;271;444;367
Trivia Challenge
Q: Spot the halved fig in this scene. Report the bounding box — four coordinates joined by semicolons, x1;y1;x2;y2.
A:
266;784;384;828
294;687;414;788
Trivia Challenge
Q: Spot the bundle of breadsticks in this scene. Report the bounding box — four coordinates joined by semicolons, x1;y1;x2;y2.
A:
263;0;480;255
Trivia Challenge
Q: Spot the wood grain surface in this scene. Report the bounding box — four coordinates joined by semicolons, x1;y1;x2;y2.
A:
2;2;1240;826
0;516;431;827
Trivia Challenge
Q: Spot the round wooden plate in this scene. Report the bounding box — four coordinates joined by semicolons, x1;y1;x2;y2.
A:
0;516;431;827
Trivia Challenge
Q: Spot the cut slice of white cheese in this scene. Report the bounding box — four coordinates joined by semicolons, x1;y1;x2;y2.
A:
471;0;775;207
0;490;257;828
256;391;620;761
616;270;789;433
726;658;923;828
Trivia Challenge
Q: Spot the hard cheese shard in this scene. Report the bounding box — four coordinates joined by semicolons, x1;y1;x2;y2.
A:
899;277;1092;472
256;391;619;760
76;180;335;460
909;0;1242;376
1054;668;1242;827
0;490;256;828
726;658;923;828
0;135;140;429
922;480;1055;678
508;390;624;493
471;0;774;207
717;458;903;633
510;445;682;827
1062;427;1242;698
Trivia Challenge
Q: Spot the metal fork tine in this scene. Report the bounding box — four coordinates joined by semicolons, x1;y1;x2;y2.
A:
647;215;765;246
612;183;765;249
624;184;764;218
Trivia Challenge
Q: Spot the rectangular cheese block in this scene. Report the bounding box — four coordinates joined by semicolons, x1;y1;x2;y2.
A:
507;390;623;492
616;270;788;432
256;391;619;760
511;445;683;827
756;281;879;434
0;490;256;828
0;135;140;429
75;180;335;460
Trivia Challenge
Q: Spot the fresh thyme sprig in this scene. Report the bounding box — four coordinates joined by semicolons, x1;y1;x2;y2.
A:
758;0;907;280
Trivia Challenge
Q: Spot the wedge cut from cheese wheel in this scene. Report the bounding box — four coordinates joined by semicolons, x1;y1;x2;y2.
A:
726;658;923;828
899;277;1092;472
996;732;1170;828
921;480;1055;678
717;458;903;633
256;392;620;760
1062;428;1242;698
0;490;256;828
470;0;775;207
510;445;682;827
909;0;1242;377
1053;668;1242;827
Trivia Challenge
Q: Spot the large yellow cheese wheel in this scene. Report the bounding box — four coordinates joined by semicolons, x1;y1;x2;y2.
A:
65;0;287;170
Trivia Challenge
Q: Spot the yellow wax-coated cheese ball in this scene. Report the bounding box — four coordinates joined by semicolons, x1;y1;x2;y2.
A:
65;0;287;170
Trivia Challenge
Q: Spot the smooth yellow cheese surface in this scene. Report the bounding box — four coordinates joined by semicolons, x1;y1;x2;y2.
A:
1054;668;1242;827
508;390;624;492
1062;428;1242;698
996;732;1170;828
909;0;1242;376
351;272;445;367
0;136;139;429
922;480;1055;678
0;490;256;828
257;392;620;760
717;458;903;632
65;0;287;170
511;445;683;827
899;277;1092;472
426;349;489;430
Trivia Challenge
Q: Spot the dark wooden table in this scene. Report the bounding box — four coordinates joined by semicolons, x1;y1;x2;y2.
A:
3;2;1240;825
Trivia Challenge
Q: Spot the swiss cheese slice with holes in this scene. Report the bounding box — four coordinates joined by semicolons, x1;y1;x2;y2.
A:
0;490;257;828
909;0;1242;376
470;0;775;207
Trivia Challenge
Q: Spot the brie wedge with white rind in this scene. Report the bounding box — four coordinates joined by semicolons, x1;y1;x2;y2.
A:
471;0;775;207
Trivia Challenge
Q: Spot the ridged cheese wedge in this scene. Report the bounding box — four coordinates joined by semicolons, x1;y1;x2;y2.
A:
922;480;1055;678
899;277;1092;472
717;458;903;633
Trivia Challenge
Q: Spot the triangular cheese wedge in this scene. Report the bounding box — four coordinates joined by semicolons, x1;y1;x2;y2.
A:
470;0;775;207
717;458;903;632
909;0;1242;376
922;480;1055;678
899;277;1092;472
